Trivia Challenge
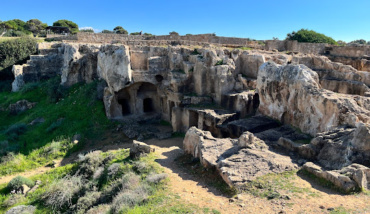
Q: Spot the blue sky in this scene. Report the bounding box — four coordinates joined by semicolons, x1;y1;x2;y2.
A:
1;0;369;42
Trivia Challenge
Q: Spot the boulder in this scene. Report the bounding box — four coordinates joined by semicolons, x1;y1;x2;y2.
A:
6;205;36;214
257;62;370;136
8;100;36;115
302;162;370;192
130;140;155;158
183;127;297;187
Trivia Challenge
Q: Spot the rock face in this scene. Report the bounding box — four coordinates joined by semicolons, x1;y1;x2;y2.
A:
61;43;101;86
183;127;297;187
257;62;370;136
97;45;132;92
8;100;36;115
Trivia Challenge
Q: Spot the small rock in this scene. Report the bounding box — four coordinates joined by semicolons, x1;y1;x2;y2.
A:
29;117;45;125
327;207;335;211
130;140;155;159
8;100;36;115
278;211;286;214
319;205;325;209
21;185;30;195
239;203;245;207
72;134;81;144
229;198;236;203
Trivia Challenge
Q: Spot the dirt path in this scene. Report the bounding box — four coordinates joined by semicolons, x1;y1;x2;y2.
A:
146;138;370;214
0;160;62;185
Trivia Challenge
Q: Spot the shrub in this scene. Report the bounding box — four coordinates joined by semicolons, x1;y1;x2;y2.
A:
86;204;111;214
7;176;34;192
42;175;84;210
78;151;104;178
121;172;140;190
107;163;122;179
286;29;337;45
76;191;101;212
2;193;26;207
46;77;67;102
0;80;12;92
20;82;40;94
0;37;37;80
46;118;64;133
5;123;27;141
215;60;223;66
92;167;105;181
132;161;153;174
146;173;168;184
111;185;150;213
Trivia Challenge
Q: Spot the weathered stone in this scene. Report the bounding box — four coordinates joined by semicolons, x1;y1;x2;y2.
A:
29;117;45;125
218;148;297;187
302;162;370;192
257;62;370;136
130;140;155;158
97;45;132;92
8;100;36;115
184;127;297;187
238;132;267;149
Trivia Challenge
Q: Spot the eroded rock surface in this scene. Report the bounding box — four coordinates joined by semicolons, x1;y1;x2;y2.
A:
8;100;36;115
257;62;370;136
183;127;297;187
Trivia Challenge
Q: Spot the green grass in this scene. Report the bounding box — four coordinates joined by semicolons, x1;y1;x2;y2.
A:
0;78;112;176
241;170;320;199
0;37;44;43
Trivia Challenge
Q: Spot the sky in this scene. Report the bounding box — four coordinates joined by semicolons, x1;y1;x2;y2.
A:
1;0;369;42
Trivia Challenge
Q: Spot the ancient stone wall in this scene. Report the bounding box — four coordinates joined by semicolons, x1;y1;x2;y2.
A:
67;33;263;48
265;40;370;59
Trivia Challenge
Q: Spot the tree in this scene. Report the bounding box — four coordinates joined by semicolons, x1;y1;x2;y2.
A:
349;39;367;45
113;26;128;34
80;29;94;33
337;40;347;46
130;32;140;35
53;20;79;34
286;29;337;45
26;19;47;36
101;30;114;34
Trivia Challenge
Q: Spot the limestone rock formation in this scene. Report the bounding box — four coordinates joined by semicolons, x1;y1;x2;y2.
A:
97;45;132;92
61;43;101;86
303;162;370;192
257;62;370;136
130;140;155;158
183;127;297;187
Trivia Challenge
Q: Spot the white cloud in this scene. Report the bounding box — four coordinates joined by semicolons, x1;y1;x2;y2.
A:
79;26;100;33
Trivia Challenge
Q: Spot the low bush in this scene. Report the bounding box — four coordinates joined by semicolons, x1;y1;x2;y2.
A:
78;151;105;178
2;193;26;207
86;204;111;214
286;29;337;45
111;185;151;214
42;175;84;210
76;191;101;212
20;82;40;94
5;123;27;141
107;163;122;179
45;76;67;102
45;118;64;133
7;176;34;192
146;173;168;184
121;172;140;190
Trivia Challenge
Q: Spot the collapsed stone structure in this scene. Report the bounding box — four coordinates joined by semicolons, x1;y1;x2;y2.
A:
11;34;370;192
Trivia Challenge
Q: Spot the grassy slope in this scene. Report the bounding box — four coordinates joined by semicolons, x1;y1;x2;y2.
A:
0;79;112;175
